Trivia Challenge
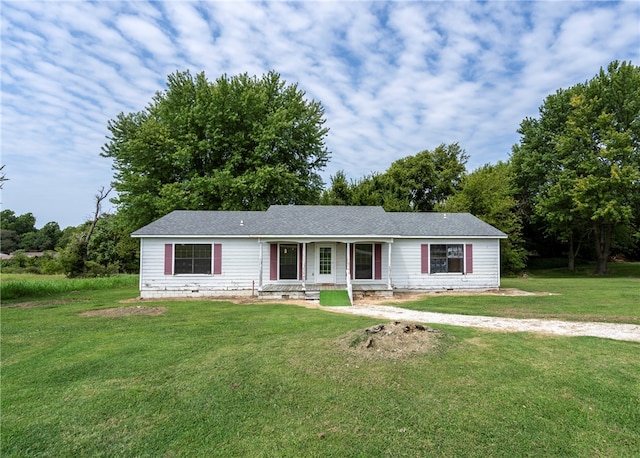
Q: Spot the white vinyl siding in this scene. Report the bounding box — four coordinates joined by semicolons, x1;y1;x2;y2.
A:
139;238;260;298
138;237;500;298
392;239;500;290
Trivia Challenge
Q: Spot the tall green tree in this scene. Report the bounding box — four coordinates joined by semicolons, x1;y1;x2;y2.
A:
512;61;640;274
319;170;353;206
18;222;62;251
438;162;527;273
87;213;139;273
512;86;590;269
1;210;38;253
384;143;468;211
320;144;468;212
102;70;330;229
1;210;36;235
0;230;18;253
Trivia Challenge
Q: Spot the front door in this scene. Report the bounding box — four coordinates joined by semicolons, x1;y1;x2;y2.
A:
316;244;335;284
279;244;298;280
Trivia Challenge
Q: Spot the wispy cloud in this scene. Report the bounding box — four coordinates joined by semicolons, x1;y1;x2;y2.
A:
1;0;638;228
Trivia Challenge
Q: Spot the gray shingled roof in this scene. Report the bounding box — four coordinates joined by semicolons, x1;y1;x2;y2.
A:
132;205;507;238
390;212;506;237
261;205;396;236
131;210;265;236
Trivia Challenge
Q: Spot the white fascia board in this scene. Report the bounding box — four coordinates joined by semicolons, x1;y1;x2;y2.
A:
130;234;259;239
393;235;508;240
132;234;506;240
256;235;396;242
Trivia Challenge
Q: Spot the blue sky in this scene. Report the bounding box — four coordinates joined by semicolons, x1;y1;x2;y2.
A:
1;0;639;229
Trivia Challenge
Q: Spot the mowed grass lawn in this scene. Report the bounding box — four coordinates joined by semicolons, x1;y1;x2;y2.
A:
2;269;639;457
396;263;640;325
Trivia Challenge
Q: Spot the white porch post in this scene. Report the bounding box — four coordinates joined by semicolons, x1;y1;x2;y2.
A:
258;239;263;290
346;241;353;305
302;242;306;291
387;241;393;290
346;241;351;281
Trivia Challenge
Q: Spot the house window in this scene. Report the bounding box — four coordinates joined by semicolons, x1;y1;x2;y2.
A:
279;244;298;280
354;243;373;279
430;244;463;273
175;244;212;274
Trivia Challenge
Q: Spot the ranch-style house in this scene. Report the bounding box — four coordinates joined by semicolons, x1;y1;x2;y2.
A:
132;205;507;303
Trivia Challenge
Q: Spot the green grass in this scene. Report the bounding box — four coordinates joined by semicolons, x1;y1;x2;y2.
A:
395;263;640;325
2;273;639;456
1;273;68;283
0;274;139;301
319;289;351;306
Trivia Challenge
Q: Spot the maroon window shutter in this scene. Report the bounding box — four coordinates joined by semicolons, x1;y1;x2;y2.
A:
164;244;173;275
465;244;473;274
299;243;303;280
421;244;429;274
374;244;382;280
270;244;278;281
213;243;222;275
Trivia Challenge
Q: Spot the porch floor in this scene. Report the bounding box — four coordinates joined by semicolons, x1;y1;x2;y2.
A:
260;283;391;292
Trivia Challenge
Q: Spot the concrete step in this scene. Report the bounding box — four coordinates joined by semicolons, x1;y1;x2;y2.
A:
305;291;320;301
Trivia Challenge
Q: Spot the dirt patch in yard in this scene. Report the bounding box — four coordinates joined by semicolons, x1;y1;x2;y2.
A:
120;288;551;308
4;299;84;308
78;306;168;317
337;321;449;360
357;288;553;305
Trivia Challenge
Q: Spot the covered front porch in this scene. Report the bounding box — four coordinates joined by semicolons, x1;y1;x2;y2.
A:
257;238;394;304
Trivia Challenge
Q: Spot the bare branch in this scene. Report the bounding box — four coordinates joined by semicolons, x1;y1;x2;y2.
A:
84;186;113;244
0;164;7;190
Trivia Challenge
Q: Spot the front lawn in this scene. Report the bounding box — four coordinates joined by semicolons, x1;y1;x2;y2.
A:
395;263;640;324
2;277;639;457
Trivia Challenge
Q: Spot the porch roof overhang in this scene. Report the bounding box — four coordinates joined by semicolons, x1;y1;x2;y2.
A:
133;233;506;240
256;236;395;243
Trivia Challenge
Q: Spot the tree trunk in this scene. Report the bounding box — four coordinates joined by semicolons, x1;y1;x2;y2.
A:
84;187;112;244
567;232;575;272
593;222;613;275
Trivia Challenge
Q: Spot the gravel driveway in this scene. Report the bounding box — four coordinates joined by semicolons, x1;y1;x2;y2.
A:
327;304;640;343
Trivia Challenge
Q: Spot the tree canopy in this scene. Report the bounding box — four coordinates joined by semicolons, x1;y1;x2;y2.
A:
512;61;640;274
0;210;64;253
321;143;468;211
102;70;330;229
437;162;527;273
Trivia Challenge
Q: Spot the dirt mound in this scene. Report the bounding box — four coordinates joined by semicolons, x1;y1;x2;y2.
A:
79;306;168;317
337;321;449;360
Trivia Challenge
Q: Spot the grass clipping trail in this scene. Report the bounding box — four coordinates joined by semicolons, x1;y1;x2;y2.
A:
337;321;449;360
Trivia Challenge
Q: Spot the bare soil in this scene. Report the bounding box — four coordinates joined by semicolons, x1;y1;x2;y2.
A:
356;288;553;306
336;321;449;360
78;306;168;317
3;299;88;308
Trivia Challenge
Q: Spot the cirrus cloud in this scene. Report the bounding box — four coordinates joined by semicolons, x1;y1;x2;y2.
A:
1;0;638;228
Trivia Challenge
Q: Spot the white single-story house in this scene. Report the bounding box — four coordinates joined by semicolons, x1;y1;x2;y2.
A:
132;205;507;302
